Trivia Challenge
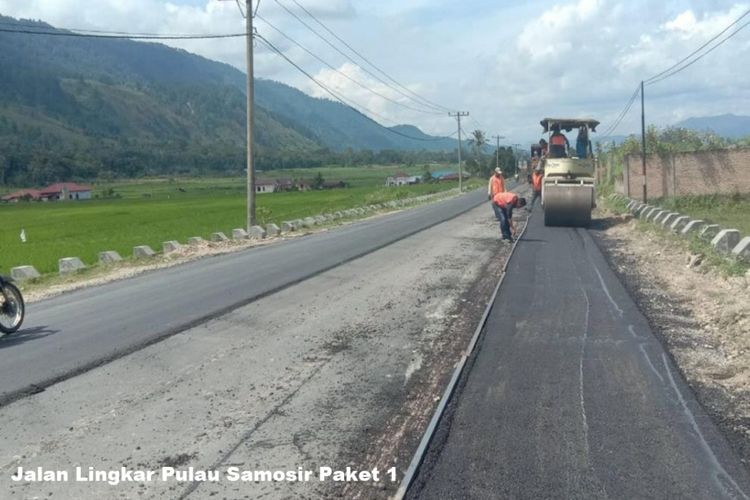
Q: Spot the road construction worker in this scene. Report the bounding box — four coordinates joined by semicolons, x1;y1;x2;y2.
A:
576;126;590;158
530;168;543;208
487;167;505;219
492;191;527;241
549;124;569;158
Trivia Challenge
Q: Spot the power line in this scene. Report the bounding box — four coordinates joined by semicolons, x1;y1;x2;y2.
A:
645;7;750;85
256;34;454;142
274;0;447;115
0;25;247;40
646;18;750;86
598;85;641;140
288;0;451;113
256;14;443;115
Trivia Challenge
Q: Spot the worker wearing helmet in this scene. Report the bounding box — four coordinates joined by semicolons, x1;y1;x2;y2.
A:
492;191;527;241
487;167;506;221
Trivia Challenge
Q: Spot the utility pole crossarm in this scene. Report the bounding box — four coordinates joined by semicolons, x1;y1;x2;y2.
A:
449;111;469;192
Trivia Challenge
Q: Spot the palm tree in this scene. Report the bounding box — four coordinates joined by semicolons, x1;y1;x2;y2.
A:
466;129;488;174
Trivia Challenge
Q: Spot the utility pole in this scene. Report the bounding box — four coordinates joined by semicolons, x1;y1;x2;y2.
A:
245;0;256;229
640;80;647;203
491;135;504;171
222;0;256;228
449;111;469;192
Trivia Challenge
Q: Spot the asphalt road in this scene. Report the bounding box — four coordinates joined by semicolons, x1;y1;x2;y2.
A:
0;189;489;405
409;210;750;499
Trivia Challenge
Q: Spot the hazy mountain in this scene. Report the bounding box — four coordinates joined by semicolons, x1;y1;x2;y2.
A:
675;114;750;140
0;15;452;184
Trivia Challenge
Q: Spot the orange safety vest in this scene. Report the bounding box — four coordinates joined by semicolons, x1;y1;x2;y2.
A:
493;191;518;208
551;134;567;146
488;174;505;197
532;171;543;192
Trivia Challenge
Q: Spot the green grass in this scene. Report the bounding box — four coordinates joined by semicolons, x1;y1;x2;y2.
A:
655;194;750;236
1;173;470;275
600;194;749;277
632;220;749;277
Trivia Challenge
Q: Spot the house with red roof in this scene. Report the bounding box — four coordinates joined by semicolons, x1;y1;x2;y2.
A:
39;182;92;201
1;189;43;203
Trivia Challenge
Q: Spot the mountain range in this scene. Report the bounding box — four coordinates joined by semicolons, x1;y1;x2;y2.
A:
0;15;455;184
674;114;750;140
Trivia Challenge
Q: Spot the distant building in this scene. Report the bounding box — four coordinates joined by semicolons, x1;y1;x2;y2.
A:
39;182;93;201
386;172;420;187
255;178;315;193
255;179;277;193
1;189;42;202
432;170;468;182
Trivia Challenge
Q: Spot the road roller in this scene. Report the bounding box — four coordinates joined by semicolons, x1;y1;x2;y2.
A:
539;118;599;227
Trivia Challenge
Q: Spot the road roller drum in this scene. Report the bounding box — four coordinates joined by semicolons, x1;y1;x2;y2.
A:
543;183;594;227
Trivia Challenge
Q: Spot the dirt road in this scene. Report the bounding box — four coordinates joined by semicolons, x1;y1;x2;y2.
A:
1;202;521;499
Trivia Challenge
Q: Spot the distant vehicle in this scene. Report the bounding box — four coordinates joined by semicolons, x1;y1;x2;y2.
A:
539;118;599;226
0;275;24;334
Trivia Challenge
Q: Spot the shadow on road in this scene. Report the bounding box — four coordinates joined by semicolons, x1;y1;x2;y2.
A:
0;325;59;349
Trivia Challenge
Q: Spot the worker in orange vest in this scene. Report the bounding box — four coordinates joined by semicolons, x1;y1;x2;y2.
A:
549;124;569;158
492;191;527;241
487;167;505;199
487;167;506;221
531;167;544;209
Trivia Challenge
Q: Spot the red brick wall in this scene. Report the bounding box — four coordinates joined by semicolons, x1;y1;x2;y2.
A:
623;148;750;200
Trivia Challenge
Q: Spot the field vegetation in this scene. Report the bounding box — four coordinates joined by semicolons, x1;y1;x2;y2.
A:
1;166;478;274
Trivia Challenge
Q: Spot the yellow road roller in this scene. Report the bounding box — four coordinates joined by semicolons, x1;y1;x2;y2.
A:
540;118;599;227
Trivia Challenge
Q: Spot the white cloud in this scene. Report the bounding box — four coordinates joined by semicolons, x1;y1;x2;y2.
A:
0;0;748;142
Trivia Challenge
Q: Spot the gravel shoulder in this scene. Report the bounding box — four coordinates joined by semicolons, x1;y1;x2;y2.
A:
590;206;750;468
1;201;523;499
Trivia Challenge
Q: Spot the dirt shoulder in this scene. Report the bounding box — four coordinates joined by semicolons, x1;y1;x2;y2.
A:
590;204;750;466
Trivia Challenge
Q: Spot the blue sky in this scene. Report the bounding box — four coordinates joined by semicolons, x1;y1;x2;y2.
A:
1;0;748;143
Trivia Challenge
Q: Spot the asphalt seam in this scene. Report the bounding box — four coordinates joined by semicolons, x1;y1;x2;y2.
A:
395;190;531;500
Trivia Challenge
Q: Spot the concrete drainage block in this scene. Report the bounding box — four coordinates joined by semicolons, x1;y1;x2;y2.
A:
699;224;721;240
266;223;280;237
133;245;156;258
59;257;86;275
661;212;679;227
188;236;205;246
248;226;266;239
651;210;667;223
98;251;123;264
711;229;741;254
681;220;705;235
10;265;41;281
232;228;248;240
163;241;182;254
302;217;316;227
670;216;690;232
211;232;229;242
731;236;750;261
280;221;295;233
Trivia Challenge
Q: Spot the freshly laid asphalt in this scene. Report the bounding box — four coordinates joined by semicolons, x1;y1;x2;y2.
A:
409;209;750;499
0;189;493;405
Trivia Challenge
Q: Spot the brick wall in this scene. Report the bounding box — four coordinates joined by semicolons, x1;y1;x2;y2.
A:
621;148;750;200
